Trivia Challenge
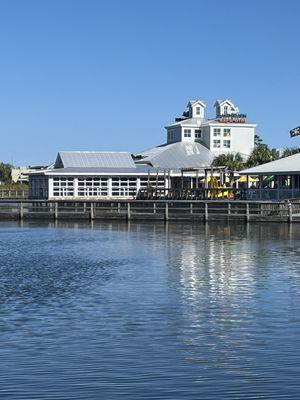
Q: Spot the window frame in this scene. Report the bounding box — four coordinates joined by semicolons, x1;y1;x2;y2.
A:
213;139;221;148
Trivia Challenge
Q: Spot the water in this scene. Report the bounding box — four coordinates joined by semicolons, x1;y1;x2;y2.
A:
0;221;300;399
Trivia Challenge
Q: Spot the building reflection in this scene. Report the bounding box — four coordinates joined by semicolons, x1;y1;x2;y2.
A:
160;222;300;369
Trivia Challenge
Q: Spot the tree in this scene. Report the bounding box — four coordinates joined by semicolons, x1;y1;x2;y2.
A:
281;147;299;158
254;134;263;147
0;162;12;184
212;152;245;172
246;144;273;168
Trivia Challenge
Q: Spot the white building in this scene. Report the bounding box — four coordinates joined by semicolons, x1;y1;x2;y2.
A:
29;98;257;200
165;99;256;159
11;165;51;183
29;151;166;199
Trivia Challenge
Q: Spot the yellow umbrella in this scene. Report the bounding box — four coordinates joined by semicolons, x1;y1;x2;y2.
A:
236;176;258;183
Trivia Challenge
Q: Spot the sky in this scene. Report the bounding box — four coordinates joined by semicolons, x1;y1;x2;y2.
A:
1;0;300;166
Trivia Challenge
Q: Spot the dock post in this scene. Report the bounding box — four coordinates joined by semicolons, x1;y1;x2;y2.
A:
54;202;58;220
165;202;169;221
190;203;193;214
118;202;121;214
90;203;94;221
153;202;156;214
228;202;231;216
127;202;131;221
246;203;250;222
204;202;208;222
288;202;293;223
20;202;24;220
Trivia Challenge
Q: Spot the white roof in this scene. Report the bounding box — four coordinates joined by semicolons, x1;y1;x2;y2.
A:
135;142;213;169
166;117;205;128
240;152;300;175
55;151;135;169
187;100;206;107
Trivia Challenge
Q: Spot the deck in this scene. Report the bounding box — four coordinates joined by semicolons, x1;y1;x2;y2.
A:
0;199;299;223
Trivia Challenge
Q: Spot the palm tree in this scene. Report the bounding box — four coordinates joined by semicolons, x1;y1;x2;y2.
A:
246;144;272;168
281;147;299;158
212;153;245;172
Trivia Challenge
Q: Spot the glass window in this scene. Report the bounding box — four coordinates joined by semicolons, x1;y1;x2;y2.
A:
195;129;202;138
184;129;192;138
224;106;228;115
213;128;221;137
196;107;201;115
213;140;221;148
223;140;231;148
223;128;231;137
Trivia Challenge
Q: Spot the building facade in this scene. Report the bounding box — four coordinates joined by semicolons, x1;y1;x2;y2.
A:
29;151;166;200
11;165;50;184
165;99;256;159
29;98;257;200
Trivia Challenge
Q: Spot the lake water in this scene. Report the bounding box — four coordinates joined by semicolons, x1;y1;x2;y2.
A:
0;221;300;399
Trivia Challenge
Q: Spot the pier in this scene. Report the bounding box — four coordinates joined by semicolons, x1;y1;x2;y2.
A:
0;199;300;223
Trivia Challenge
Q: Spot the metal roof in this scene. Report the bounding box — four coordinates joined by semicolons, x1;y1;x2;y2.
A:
240;152;300;175
135;142;213;169
45;165;162;175
55;151;135;169
166;117;206;128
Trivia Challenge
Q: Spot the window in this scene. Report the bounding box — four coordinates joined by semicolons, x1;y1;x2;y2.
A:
196;106;201;115
184;129;192;137
223;140;231;148
224;106;228;115
52;177;74;197
77;177;108;197
168;130;174;141
223;128;231;137
111;177;137;197
213;128;221;137
140;177;165;190
213;140;221;148
195;129;202;138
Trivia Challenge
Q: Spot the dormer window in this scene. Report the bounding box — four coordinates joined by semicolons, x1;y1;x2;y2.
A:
224;106;228;115
196;107;201;116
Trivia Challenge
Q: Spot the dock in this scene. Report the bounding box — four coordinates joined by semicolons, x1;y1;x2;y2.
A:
0;199;299;223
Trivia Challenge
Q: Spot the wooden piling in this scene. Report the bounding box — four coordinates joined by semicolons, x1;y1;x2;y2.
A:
54;202;58;220
246;203;250;222
90;203;94;220
165;202;169;221
288;202;293;223
127;202;131;220
19;202;24;220
204;203;208;222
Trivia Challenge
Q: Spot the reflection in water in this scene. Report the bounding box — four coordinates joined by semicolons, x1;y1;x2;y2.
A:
0;220;300;399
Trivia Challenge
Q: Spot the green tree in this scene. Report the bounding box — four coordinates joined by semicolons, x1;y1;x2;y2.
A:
254;134;263;147
0;162;12;183
281;147;299;158
212;152;245;172
246;144;272;168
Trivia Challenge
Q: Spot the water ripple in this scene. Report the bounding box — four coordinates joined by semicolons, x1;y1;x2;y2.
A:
0;221;300;399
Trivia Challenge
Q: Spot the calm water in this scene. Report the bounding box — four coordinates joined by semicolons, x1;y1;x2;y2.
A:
0;221;300;399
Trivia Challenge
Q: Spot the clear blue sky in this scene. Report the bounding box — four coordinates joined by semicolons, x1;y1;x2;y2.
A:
1;0;300;166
